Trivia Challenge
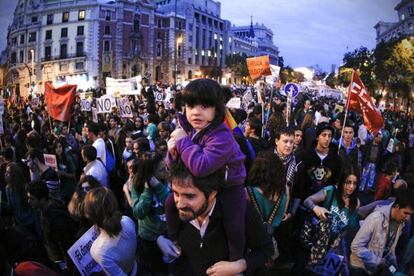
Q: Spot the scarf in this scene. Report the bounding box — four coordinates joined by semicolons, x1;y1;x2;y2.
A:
275;149;296;187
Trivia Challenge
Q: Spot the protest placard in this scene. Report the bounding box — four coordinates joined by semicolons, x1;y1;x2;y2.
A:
116;97;133;118
31;97;39;109
68;226;102;276
96;95;116;114
91;107;98;123
226;97;241;109
80;99;92;112
246;56;271;80
43;154;58;171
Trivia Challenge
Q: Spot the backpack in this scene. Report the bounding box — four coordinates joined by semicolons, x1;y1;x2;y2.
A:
105;146;116;174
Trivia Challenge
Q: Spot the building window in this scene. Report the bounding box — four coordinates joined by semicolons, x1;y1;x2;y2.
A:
104;40;110;52
60;44;67;58
12;37;17;45
188;57;192;64
28;49;34;62
61;27;68;38
28;32;36;42
104;25;110;35
19;50;24;63
178;45;182;57
47;14;53;25
75;62;84;70
409;23;414;30
31;16;38;23
44;46;51;61
408;6;414;16
20;34;25;44
78;10;85;21
76;42;84;56
157;19;161;28
10;52;17;64
156;43;161;57
133;17;140;31
62;11;69;22
77;25;84;36
178;21;182;30
106;10;111;21
45;30;52;40
157;32;161;39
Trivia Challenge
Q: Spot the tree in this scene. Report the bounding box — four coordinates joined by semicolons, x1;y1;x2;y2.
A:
311;64;327;81
225;53;249;78
279;66;304;84
325;72;337;88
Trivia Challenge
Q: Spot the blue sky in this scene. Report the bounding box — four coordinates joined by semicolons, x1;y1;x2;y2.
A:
0;0;400;71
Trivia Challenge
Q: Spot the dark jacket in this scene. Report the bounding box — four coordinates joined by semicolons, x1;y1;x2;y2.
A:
174;199;274;275
362;141;384;170
338;139;361;175
294;147;342;200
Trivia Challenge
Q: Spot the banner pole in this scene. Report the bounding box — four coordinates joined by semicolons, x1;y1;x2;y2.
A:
338;70;354;153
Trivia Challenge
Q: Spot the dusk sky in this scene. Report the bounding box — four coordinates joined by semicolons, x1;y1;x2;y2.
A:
0;0;401;71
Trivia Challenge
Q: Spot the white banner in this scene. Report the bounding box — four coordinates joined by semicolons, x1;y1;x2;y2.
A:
226;97;241;109
106;76;142;96
80;99;92;112
96;95;116;114
68;226;102;276
154;91;164;102
242;90;253;109
116;97;133;118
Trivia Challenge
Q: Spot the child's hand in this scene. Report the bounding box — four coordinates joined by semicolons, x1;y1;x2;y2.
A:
170;128;187;142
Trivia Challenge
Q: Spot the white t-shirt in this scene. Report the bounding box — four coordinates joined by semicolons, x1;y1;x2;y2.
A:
83;160;108;187
93;138;107;166
91;216;137;276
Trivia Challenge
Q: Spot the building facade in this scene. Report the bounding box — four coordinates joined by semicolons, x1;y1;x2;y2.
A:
5;0;185;97
155;0;231;82
231;22;279;65
374;0;414;43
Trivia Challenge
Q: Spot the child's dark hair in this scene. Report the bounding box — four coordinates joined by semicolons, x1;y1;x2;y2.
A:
182;78;225;127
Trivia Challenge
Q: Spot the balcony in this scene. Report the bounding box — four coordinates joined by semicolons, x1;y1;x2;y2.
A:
41;53;86;62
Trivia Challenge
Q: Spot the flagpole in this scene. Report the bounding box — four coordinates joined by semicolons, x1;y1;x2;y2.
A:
338;70;355;153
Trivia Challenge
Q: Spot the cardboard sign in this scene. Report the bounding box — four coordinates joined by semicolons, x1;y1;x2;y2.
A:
96;96;116;114
154;91;164;102
43;154;58;171
68;226;102;275
116;97;133;118
386;138;395;153
246;55;271;80
106;76;142;96
242;90;253;109
226;97;241;109
91;107;98;123
79;92;93;100
80;99;92;112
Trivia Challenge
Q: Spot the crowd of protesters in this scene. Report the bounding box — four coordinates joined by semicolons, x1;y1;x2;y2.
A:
0;77;414;276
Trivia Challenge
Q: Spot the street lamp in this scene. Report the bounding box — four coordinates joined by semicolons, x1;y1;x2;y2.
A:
174;36;183;86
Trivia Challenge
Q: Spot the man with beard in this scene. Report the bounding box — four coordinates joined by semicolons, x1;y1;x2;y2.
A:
157;160;273;275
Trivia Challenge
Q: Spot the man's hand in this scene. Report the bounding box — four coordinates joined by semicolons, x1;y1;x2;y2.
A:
206;259;247;276
156;235;181;259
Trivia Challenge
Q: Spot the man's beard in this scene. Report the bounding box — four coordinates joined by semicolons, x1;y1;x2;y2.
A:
178;200;209;222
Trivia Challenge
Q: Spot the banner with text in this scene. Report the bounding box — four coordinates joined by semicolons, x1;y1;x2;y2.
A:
116;97;133;118
96;95;116;114
106;76;142;96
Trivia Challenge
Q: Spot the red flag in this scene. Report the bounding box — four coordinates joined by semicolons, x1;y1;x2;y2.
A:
45;82;77;122
347;72;384;135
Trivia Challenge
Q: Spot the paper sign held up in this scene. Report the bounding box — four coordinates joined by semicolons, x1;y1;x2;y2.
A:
43;154;58;171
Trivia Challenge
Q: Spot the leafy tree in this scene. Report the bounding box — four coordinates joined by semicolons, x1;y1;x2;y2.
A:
279;66;304;84
225;53;249;78
325;72;337;88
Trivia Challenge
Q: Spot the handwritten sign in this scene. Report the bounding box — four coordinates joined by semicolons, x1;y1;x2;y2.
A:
96;96;116;114
81;99;92;112
43;154;58;172
91;107;98;123
68;226;102;275
246;55;271;80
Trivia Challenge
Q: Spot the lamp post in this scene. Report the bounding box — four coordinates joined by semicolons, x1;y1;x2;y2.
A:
175;36;183;86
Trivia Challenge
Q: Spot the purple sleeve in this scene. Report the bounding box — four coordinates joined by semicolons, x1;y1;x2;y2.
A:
176;130;233;177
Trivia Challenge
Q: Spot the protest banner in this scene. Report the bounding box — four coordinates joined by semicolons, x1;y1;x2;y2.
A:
307;252;344;275
106;76;142;96
246;55;272;80
80;99;92;112
242;89;253;109
116;97;133;118
68;226;102;276
43;154;58;171
226;97;241;109
96;95;116;114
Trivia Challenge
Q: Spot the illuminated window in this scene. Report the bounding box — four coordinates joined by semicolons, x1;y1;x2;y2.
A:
78;10;85;21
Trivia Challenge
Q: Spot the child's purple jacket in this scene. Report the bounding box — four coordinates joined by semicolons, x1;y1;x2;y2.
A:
167;122;246;187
